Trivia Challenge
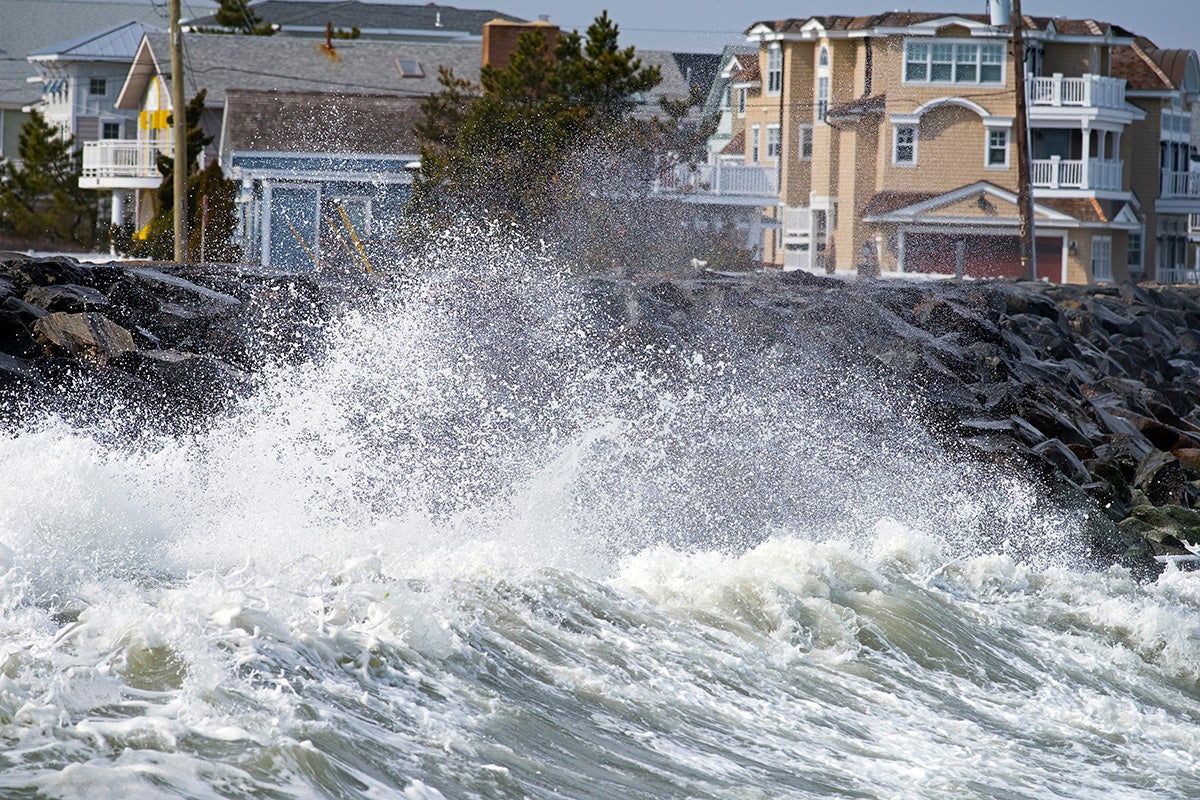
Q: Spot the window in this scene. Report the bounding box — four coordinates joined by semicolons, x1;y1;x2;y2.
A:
766;124;781;158
722;86;731;110
395;59;424;77
1091;235;1112;282
89;78;107;96
737;88;746;115
904;40;1004;85
818;46;829;67
798;124;812;160
334;198;372;236
987;128;1009;167
767;44;782;94
102;122;121;139
816;76;829;123
1127;230;1143;271
751;124;760;163
894;125;916;164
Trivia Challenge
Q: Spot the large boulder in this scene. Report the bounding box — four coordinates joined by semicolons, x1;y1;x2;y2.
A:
32;312;136;365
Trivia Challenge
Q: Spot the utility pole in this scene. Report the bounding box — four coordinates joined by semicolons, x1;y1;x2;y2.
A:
170;0;187;263
1011;0;1036;280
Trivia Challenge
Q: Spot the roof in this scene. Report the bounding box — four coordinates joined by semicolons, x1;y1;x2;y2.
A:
184;1;523;39
630;50;717;117
747;13;1135;38
826;93;886;122
731;60;760;86
720;128;745;155
862;190;938;217
1111;40;1186;91
121;31;482;109
221;88;423;156
0;0;185;109
28;20;161;62
1038;197;1124;223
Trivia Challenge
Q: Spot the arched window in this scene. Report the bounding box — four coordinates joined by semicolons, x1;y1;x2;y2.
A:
818;46;829;67
816;46;831;123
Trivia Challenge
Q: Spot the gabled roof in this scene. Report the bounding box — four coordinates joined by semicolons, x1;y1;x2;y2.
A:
721;129;745;155
862;181;1090;226
747;12;1135;40
183;1;522;39
1111;39;1195;91
117;31;482;109
221;88;423;157
0;0;178;109
28;20;161;63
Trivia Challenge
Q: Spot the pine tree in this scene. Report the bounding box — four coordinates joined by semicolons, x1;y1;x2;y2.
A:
0;109;95;246
409;13;661;224
209;0;274;35
112;91;240;262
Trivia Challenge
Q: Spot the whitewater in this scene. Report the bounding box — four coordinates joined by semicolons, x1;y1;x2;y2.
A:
2;232;1200;799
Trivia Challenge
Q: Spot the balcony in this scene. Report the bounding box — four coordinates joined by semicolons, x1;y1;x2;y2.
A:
1031;157;1122;191
1162;171;1200;198
1189;213;1200;238
1156;265;1200;285
652;162;778;203
1028;73;1126;110
80;139;172;189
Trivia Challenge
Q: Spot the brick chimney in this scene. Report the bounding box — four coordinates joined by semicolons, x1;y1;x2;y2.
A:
481;17;559;72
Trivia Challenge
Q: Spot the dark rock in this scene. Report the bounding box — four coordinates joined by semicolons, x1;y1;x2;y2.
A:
1133;450;1186;506
24;283;109;313
0;310;36;358
4;295;49;322
32;312;136;365
124;267;242;315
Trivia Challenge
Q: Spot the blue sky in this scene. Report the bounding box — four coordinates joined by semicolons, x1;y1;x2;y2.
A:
494;1;1199;53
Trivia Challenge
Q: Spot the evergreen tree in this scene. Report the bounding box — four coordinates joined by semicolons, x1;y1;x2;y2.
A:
409;12;661;224
113;90;240;262
0;109;95;247
208;0;274;35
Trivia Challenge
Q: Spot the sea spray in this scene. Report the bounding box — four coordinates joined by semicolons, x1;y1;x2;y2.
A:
2;228;1198;798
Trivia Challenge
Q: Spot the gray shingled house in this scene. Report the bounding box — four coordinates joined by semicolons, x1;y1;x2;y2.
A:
89;31;481;268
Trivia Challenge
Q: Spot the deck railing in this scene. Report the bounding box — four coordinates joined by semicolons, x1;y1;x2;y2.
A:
1028;73;1126;110
1031;157;1122;190
652;162;778;198
81;139;172;180
1161;171;1200;198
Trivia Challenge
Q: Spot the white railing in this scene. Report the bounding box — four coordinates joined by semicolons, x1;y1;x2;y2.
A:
653;162;778;198
1028;73;1126;110
1189;213;1200;234
783;206;811;239
1031;157;1122;190
81;138;173;179
1156;265;1200;284
1161;171;1200;198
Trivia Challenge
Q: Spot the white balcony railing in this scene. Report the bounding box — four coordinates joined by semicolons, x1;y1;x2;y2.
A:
1189;213;1200;234
1031;157;1122;190
1161;171;1200;198
81;138;172;180
1156;265;1200;284
652;162;778;199
1028;73;1126;110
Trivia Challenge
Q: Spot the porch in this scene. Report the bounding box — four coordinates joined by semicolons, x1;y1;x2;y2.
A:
1027;74;1126;110
651;162;778;202
80;139;172;189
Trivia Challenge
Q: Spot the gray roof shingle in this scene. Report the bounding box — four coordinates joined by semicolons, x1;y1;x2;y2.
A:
184;1;522;39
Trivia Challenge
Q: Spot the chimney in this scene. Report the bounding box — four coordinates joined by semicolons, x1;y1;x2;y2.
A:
481;18;559;73
988;0;1013;26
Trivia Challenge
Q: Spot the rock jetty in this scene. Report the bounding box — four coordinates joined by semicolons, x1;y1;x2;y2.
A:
597;270;1200;577
4;253;1200;576
0;253;342;430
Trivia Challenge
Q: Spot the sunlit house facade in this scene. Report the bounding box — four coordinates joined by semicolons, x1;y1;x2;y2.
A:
713;7;1199;283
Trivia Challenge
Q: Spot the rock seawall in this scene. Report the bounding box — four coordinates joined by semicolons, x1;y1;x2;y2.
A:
5;254;1200;576
591;270;1200;577
0;254;343;429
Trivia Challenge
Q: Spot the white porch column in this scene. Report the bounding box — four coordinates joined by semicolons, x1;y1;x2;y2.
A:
111;190;125;227
898;229;907;273
1081;124;1092;189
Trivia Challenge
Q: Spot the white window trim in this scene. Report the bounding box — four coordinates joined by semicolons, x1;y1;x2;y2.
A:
985;128;1010;169
751;124;761;164
1127;228;1144;271
893;124;917;166
766;44;783;96
766;123;781;160
1092;235;1113;282
816;46;831;126
737;88;746;117
797;123;813;161
903;38;1006;87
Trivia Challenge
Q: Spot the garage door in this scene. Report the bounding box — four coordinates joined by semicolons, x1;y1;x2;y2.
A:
904;233;1062;280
